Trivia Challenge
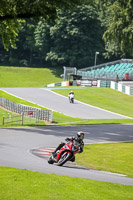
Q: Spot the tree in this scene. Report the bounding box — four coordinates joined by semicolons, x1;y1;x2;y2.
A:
34;19;52;65
18;21;37;66
35;5;105;68
0;19;23;50
101;0;133;58
0;0;83;50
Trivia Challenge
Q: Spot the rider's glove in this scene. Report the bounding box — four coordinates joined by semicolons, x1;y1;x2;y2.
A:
65;137;70;141
65;137;75;142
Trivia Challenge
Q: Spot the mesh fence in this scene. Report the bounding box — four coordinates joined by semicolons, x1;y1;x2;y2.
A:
0;97;53;122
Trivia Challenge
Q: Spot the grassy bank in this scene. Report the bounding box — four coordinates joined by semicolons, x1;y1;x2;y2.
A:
76;142;133;178
0;167;133;200
0;66;62;87
54;87;133;118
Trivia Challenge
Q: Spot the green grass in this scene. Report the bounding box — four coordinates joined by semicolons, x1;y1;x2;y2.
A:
53;87;133;118
76;142;133;178
0;66;62;87
0;167;133;200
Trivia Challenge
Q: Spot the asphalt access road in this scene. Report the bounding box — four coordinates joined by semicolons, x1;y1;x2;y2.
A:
1;88;130;119
0;125;133;185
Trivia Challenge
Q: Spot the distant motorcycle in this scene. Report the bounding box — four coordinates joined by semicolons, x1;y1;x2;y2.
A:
68;93;74;103
48;140;80;166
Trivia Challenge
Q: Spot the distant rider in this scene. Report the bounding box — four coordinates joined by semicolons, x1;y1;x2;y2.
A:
52;131;84;162
68;91;74;103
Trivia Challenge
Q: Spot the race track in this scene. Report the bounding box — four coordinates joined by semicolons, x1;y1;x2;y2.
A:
0;88;133;185
0;125;133;185
1;88;130;119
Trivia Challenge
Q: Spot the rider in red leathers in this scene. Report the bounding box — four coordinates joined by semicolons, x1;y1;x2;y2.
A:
52;131;84;162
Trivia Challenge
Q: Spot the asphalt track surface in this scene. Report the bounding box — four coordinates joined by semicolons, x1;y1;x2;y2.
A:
1;88;131;119
0;125;133;186
0;88;133;185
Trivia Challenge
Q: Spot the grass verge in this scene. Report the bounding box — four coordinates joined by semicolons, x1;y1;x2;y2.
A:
0;167;133;200
76;142;133;178
53;87;133;118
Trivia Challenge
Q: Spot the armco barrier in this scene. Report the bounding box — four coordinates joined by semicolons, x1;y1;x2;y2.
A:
97;80;111;88
0;97;53;122
55;82;62;86
110;81;133;96
130;88;133;95
98;80;133;96
47;81;69;87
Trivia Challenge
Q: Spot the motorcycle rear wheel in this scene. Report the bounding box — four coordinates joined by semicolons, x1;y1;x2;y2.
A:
57;152;72;166
70;98;74;103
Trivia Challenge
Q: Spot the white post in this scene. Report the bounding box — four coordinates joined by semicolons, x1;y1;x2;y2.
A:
21;113;23;125
94;52;99;78
63;66;66;81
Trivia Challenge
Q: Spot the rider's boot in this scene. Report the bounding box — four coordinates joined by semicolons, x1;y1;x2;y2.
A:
52;143;64;156
52;152;57;157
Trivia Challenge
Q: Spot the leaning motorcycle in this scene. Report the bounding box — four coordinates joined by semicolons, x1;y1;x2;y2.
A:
48;140;80;166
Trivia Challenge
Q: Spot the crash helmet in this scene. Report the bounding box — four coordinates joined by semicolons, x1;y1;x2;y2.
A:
77;131;84;141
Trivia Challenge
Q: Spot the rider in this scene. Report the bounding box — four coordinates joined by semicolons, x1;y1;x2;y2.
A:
52;131;84;162
68;91;74;102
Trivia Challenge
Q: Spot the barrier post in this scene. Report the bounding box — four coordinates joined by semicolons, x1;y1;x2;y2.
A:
3;113;4;125
21;113;23;125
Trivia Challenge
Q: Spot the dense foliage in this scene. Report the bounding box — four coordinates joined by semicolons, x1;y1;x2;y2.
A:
100;0;133;58
35;6;104;68
0;0;132;68
0;0;82;49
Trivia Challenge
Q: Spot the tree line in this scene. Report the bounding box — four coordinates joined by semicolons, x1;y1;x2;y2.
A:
0;0;132;69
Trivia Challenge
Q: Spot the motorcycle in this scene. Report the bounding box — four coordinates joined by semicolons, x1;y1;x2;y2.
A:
69;93;74;103
48;140;80;166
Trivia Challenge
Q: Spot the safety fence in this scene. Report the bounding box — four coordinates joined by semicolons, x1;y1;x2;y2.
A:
0;97;53;122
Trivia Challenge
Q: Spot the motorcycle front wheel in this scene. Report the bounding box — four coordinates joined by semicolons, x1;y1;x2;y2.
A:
48;156;55;164
57;152;72;166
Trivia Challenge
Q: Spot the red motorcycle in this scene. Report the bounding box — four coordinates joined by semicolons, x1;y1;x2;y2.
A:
48;140;80;166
